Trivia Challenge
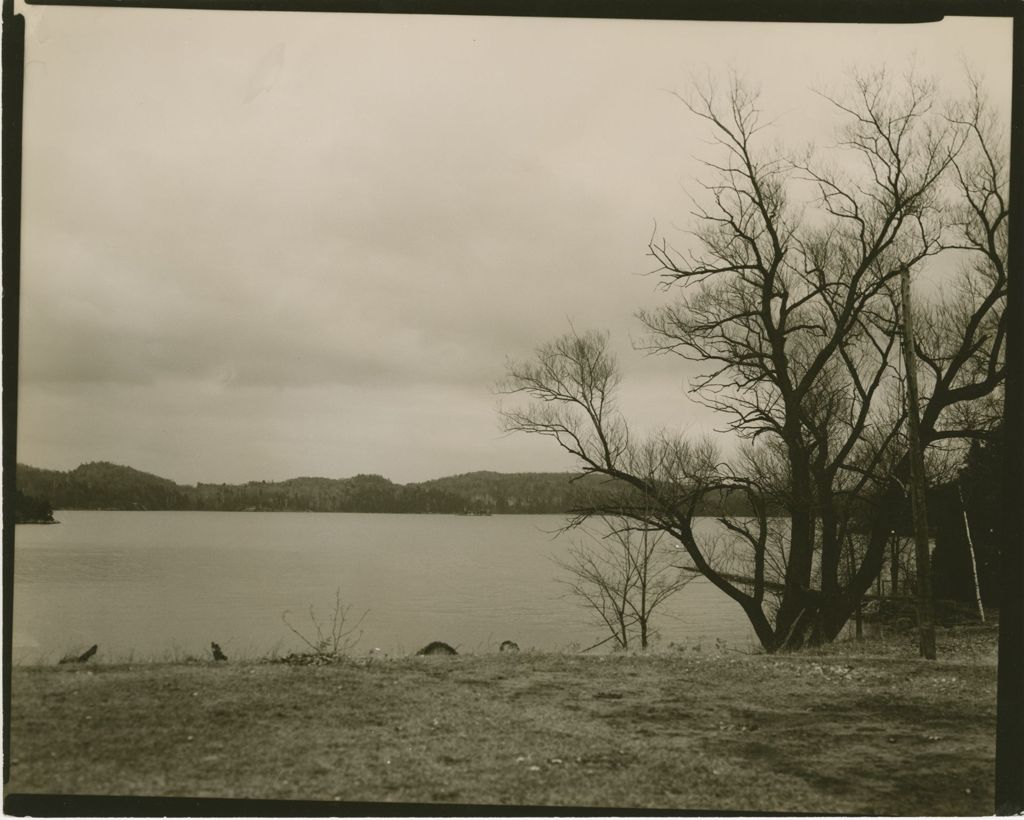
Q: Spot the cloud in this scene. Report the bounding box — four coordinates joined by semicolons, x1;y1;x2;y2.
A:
16;9;1013;481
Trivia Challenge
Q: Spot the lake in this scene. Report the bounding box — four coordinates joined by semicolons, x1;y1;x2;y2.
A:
11;511;757;663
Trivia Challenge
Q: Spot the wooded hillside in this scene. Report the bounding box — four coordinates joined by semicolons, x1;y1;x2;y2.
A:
15;462;764;516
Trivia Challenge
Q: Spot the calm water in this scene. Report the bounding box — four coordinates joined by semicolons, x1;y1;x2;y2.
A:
12;511;756;663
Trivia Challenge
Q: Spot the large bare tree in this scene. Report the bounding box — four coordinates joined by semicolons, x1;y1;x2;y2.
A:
500;69;1007;653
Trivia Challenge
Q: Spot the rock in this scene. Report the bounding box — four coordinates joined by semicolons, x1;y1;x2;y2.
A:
416;641;458;656
59;644;98;665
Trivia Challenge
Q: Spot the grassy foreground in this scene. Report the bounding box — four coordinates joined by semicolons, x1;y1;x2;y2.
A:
6;627;998;814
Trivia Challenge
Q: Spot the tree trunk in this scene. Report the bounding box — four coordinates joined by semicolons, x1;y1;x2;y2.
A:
822;497;897;644
776;453;816;641
820;505;841;599
958;482;986;623
901;268;937;660
779;601;827;651
890;531;900;596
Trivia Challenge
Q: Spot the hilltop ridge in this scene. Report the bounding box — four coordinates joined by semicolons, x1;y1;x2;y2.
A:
14;461;606;515
15;461;761;516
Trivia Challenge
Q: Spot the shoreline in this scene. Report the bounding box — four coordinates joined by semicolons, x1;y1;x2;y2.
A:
10;616;995;669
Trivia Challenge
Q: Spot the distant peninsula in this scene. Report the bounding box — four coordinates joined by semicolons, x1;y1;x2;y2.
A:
13;489;57;524
14;461;758;517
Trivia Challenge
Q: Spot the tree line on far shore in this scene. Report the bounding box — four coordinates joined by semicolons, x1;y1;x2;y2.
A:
14;460;766;517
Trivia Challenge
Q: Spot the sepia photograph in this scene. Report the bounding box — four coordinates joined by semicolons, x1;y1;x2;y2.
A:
3;0;1019;813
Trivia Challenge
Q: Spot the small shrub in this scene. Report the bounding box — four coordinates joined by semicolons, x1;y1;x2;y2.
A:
282;588;368;662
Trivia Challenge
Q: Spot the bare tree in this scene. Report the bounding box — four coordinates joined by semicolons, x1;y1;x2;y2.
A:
500;69;1006;653
559;516;693;651
502;329;784;650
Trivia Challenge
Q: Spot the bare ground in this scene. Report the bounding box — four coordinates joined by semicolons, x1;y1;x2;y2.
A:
5;627;998;814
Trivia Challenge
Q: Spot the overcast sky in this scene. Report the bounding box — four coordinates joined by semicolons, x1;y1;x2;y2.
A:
14;6;1012;485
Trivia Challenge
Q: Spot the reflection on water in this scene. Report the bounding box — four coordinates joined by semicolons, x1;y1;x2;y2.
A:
12;511;756;662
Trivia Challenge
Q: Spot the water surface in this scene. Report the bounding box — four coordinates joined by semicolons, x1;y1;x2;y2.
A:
12;511;756;662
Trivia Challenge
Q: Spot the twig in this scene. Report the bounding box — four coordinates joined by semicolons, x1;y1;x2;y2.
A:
578;619;640;654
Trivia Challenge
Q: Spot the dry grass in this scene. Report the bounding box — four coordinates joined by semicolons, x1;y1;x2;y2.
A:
6;627;998;814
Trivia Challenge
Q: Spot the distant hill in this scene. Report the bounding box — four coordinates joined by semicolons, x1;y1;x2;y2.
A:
17;462;190;512
411;470;618;514
15;461;762;516
15;462;603;515
192;473;467;514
